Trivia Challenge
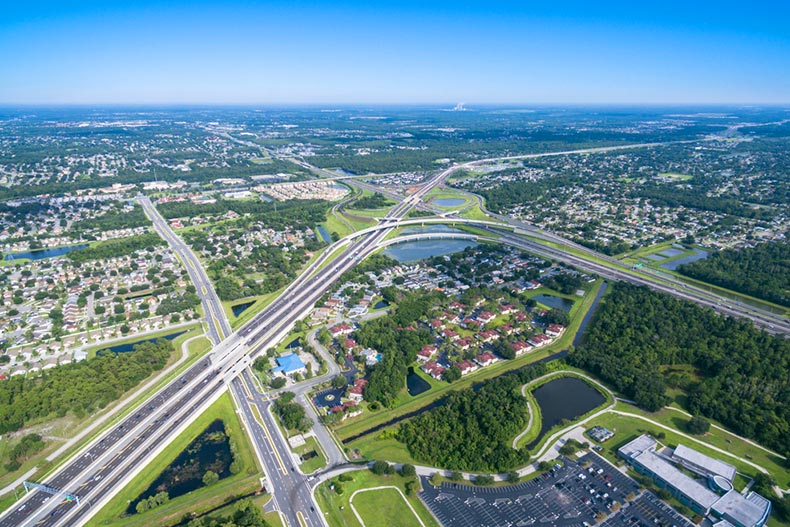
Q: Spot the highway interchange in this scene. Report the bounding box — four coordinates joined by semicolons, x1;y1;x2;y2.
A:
2;142;788;527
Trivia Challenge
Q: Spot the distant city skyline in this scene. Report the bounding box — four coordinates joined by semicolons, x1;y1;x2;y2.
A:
1;0;789;105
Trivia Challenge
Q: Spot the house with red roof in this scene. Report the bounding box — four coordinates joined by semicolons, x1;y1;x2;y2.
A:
499;324;515;336
342;338;359;351
477;311;496;324
475;351;498;367
500;304;517;315
442;328;459;341
513;340;534;356
457;359;479;376
417;345;437;361
329;323;353;337
528;333;553;347
478;330;499;343
546;324;566;337
347;379;368;402
457;336;475;351
422;361;445;380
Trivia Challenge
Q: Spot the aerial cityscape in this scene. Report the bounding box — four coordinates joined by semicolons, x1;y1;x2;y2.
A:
0;2;788;527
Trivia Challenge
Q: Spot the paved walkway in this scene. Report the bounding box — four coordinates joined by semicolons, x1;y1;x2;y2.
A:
0;468;37;498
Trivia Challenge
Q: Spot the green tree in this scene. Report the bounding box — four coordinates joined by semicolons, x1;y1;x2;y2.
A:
371;460;390;475
202;470;219;486
687;416;711;435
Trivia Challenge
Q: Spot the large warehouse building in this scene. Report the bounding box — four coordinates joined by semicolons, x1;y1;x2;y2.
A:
619;435;771;527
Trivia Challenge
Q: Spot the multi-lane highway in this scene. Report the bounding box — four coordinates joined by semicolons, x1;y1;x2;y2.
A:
4;139;787;527
139;195;232;345
1;154;446;527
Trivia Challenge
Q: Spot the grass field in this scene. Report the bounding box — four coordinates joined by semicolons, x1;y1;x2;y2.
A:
351;487;424;527
315;470;438;527
658;172;693;181
295;436;328;474
87;392;261;527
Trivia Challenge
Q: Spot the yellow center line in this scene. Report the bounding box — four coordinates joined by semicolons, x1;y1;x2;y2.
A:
239;373;253;400
297;511;308;527
213;316;225;340
248;403;287;475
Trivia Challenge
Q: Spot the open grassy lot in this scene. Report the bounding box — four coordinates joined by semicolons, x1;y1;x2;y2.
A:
658;172;693;181
87;392;261;527
315;469;438;527
295;436;327;474
351;487;423;527
323;212;354;237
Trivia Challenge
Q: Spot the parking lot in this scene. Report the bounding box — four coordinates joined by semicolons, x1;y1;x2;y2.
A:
420;453;641;527
601;492;695;527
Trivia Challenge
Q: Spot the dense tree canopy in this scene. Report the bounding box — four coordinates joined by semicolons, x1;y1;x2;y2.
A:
397;364;548;472
66;233;165;263
0;339;173;434
678;242;790;307
570;283;790;456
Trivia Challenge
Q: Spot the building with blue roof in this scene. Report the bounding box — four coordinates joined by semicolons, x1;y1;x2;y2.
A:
271;353;307;377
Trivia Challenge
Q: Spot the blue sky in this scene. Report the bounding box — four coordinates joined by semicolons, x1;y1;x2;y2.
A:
1;0;788;104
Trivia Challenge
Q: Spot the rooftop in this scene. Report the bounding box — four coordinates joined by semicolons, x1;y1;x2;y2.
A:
634;450;720;511
711;490;771;527
672;444;737;482
272;353;306;375
618;434;658;459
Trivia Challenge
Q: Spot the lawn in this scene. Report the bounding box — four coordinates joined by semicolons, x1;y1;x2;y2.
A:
351;487;424;527
323;212;354;237
87;392;262;527
658;172;693;181
315;469;439;527
295;436;327;474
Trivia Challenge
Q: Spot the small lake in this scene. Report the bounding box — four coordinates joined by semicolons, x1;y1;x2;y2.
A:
407;367;431;396
128;419;232;514
527;377;606;450
285;338;301;349
432;198;466;207
231;300;255;317
4;244;88;261
383;239;477;263
661;249;709;271
316;225;332;243
97;330;187;354
374;299;389;310
532;294;575;312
